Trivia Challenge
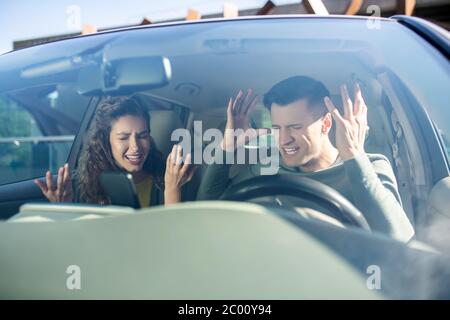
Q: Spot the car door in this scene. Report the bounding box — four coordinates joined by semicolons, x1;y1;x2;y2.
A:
0;84;92;219
388;18;450;242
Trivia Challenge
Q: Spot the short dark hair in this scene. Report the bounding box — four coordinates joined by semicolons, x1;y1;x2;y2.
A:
263;76;330;116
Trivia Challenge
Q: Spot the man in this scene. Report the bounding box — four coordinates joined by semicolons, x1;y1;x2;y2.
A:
197;76;414;242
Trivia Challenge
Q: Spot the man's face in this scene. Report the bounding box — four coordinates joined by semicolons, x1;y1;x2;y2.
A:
271;99;328;169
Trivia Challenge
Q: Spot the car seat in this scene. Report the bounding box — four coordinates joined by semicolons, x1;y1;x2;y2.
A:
149;109;201;202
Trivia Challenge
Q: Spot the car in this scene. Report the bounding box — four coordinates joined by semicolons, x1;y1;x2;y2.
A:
1;14;450;299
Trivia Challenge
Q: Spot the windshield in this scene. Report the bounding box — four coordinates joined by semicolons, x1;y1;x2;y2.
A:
5;18;448;154
1;17;450;209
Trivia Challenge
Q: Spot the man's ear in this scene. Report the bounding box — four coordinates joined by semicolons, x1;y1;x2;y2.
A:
321;113;332;134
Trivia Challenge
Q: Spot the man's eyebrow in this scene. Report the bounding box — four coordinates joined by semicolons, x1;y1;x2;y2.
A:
271;123;304;127
287;123;304;127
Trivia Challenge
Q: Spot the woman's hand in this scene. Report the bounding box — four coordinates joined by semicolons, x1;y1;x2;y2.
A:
324;83;368;161
164;145;197;205
34;163;73;203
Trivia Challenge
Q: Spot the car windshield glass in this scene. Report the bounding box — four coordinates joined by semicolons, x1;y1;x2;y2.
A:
1;17;449;190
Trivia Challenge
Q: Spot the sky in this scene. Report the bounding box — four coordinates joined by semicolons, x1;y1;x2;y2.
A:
0;0;299;55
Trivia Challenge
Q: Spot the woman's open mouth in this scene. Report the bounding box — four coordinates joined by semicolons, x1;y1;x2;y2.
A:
124;154;144;166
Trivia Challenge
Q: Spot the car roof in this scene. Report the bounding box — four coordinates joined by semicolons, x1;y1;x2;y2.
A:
93;14;395;34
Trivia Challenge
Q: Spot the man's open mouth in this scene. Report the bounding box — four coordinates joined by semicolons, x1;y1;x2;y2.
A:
282;146;300;156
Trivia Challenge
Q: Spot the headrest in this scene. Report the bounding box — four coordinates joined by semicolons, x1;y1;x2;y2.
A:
149;110;184;155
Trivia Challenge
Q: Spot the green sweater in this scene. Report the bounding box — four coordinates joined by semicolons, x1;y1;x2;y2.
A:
196;152;415;242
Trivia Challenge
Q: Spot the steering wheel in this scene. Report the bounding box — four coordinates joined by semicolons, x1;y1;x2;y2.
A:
220;175;370;231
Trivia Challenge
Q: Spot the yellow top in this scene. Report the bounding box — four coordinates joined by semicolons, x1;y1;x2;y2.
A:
134;176;152;208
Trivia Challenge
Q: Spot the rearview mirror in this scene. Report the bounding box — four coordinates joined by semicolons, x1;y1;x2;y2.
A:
77;56;171;96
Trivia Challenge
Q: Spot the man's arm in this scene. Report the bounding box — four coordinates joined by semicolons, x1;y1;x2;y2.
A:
197;89;259;200
196;159;232;201
196;150;256;200
344;153;414;241
324;84;414;241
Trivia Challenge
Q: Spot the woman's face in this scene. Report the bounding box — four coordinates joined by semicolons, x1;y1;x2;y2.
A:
109;115;151;174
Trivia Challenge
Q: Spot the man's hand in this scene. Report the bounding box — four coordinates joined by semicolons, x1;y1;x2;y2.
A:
34;163;73;202
220;89;266;152
324;83;368;161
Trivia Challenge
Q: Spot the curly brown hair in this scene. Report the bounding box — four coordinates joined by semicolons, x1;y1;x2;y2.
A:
76;97;166;204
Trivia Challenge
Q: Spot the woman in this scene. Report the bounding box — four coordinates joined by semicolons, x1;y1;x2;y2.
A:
34;97;195;207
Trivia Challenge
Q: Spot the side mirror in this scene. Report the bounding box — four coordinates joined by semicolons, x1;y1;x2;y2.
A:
77;56;171;96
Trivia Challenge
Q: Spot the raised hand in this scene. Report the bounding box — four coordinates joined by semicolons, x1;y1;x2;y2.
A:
221;89;266;152
324;83;368;161
164;145;197;205
34;163;73;203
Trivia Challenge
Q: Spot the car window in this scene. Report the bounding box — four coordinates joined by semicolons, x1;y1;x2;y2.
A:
0;97;42;185
0;84;90;185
